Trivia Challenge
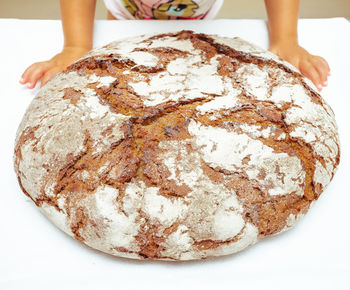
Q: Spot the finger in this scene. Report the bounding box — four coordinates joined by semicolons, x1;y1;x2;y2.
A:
20;63;39;84
299;60;322;91
20;62;47;84
317;55;331;75
310;56;329;86
40;68;61;87
26;65;49;89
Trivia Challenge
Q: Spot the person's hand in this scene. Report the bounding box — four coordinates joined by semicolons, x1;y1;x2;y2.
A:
20;47;90;89
269;42;330;91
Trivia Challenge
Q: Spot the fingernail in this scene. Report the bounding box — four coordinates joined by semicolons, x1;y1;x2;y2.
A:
19;77;25;84
324;81;328;86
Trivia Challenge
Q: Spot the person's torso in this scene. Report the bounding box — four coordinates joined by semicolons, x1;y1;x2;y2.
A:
115;0;218;19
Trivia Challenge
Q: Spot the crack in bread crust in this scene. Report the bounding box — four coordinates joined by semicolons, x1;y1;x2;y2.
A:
14;30;340;261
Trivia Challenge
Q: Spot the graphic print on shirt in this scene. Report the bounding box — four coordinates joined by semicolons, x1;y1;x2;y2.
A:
153;0;199;19
122;0;143;18
121;0;204;19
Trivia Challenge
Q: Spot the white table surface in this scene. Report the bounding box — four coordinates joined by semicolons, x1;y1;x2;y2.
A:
0;18;349;290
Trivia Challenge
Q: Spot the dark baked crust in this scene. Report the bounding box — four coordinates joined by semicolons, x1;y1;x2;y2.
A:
14;31;340;261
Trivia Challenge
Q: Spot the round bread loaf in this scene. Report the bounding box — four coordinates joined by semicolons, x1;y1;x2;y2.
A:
14;31;340;261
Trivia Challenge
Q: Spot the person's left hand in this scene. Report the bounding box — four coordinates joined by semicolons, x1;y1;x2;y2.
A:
269;42;330;91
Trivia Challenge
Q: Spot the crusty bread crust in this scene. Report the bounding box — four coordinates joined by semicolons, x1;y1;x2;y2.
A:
14;31;340;261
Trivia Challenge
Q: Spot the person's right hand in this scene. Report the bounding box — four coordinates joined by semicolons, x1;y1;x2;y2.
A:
20;46;90;89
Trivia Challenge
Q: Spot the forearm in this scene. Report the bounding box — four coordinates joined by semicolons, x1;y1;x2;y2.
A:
60;0;96;50
264;0;299;46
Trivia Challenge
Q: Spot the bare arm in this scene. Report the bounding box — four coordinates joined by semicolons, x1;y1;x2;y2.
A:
20;0;96;89
61;0;96;50
264;0;330;91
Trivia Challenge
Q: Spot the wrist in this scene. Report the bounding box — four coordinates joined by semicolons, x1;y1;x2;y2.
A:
63;46;91;53
269;37;299;49
268;31;298;47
